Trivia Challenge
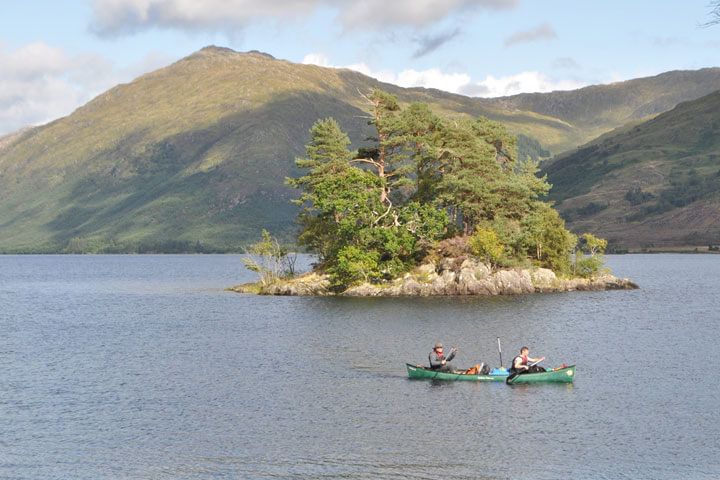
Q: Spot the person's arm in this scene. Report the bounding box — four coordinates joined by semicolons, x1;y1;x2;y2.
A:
446;347;458;362
528;356;545;365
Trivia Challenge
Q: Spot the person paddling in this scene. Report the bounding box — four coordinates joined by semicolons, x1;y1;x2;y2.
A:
510;346;546;375
429;342;458;372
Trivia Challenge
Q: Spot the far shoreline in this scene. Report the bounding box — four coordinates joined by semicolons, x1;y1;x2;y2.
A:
0;247;718;255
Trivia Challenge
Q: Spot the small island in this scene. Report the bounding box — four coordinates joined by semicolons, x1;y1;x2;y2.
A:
232;90;637;297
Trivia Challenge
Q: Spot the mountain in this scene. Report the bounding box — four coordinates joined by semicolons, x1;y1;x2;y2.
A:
403;66;720;154
543;90;720;249
485;67;720;153
0;46;719;252
0;47;571;252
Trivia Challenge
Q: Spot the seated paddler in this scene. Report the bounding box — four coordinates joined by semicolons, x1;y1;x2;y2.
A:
429;342;458;372
510;346;546;375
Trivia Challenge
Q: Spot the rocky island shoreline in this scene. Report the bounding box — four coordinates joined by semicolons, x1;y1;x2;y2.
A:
230;256;638;297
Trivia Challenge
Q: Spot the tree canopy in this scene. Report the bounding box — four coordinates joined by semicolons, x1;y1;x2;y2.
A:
288;90;600;288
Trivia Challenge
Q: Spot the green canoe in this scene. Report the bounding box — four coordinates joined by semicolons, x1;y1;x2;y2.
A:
406;363;508;382
505;365;576;384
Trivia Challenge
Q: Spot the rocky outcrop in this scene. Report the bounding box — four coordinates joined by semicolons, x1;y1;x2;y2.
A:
230;257;639;297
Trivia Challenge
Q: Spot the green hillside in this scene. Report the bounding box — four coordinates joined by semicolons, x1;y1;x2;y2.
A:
486;68;720;152
0;47;572;252
543;90;720;249
0;46;719;252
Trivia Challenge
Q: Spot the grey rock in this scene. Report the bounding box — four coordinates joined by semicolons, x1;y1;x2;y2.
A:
401;278;423;295
491;269;534;294
531;268;558;291
440;270;456;284
438;257;455;273
343;283;382;296
416;263;436;275
473;263;491;280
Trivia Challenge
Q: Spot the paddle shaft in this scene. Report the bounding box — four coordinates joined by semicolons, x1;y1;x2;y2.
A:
497;337;503;368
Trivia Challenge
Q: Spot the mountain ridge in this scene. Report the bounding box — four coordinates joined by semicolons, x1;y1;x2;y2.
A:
543;90;720;248
0;46;719;252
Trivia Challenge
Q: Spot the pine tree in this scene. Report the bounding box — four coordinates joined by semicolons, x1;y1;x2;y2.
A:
352;90;412;226
288;118;382;262
437;118;502;233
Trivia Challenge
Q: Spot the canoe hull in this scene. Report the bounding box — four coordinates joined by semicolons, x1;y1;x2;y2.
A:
506;365;576;384
406;363;507;382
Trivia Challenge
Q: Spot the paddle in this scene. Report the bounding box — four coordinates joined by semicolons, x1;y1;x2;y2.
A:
497;337;503;368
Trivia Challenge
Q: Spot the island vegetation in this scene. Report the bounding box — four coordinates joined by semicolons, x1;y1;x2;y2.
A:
236;90;636;296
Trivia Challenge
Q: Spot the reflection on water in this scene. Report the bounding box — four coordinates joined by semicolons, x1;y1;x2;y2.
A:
0;254;719;479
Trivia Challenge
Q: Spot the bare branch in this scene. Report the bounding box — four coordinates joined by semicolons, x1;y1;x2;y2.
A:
373;198;394;226
702;0;720;26
350;158;382;168
392;211;401;227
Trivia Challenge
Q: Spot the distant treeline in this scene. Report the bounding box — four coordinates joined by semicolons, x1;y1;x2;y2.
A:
626;168;720;222
517;134;551;162
0;237;249;254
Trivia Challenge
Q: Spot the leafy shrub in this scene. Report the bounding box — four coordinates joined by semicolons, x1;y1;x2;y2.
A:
469;226;504;266
575;255;605;278
328;246;380;287
243;230;297;286
520;203;577;276
487;217;526;265
579;233;608;255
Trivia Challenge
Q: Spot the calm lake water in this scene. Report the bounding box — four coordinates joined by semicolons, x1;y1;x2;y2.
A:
1;254;719;479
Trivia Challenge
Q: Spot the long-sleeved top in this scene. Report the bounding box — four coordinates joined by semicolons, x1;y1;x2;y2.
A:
428;349;456;370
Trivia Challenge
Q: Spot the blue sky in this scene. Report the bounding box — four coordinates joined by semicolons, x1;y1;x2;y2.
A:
1;0;719;135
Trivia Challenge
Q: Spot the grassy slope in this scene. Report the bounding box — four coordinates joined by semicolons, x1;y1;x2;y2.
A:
1;46;719;252
543;91;720;248
486;68;720;153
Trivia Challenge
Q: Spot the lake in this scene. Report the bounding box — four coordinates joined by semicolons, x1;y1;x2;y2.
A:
1;254;718;479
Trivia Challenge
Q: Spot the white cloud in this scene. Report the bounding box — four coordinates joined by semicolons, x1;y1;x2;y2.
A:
463;71;586;97
303;53;471;93
303;53;586;97
90;0;517;35
0;42;171;135
301;53;332;68
394;69;472;93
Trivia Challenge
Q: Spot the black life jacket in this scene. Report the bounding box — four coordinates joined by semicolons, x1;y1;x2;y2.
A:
510;354;527;372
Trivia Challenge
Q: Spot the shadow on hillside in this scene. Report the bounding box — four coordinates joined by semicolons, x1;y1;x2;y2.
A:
44;90;374;248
